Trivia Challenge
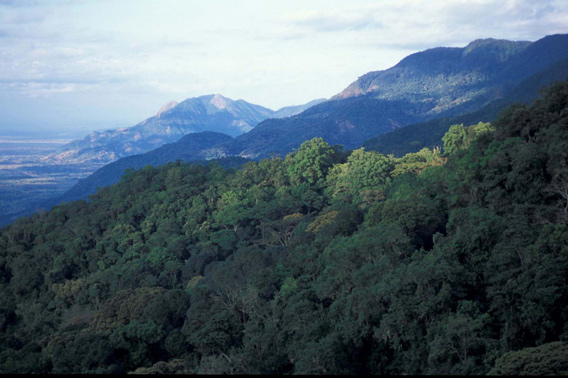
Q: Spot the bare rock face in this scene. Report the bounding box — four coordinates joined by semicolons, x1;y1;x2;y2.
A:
156;100;179;117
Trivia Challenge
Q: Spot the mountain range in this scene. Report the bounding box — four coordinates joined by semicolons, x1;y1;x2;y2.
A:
4;33;568;225
44;95;325;167
219;34;568;159
363;55;568;156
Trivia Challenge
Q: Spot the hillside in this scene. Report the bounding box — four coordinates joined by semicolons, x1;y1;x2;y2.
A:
335;34;568;115
1;81;567;374
225;96;425;158
363;56;568;156
60;131;245;202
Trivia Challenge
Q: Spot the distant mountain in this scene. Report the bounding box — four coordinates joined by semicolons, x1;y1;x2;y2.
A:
224;96;424;158
43;95;323;167
272;98;327;118
43;34;568;168
219;34;568;159
53;132;248;204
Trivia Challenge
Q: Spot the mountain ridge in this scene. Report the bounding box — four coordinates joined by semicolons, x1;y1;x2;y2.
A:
43;95;324;167
210;34;568;161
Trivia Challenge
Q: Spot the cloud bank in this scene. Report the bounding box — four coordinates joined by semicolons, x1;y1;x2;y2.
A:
0;0;566;135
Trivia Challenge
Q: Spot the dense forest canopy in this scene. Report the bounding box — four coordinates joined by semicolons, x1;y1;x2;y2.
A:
1;81;568;374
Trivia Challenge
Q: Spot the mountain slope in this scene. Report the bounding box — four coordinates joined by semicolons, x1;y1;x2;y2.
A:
220;34;568;159
44;95;325;168
333;35;568;116
272;98;327;118
363;56;568;156
224;96;426;158
60;131;243;202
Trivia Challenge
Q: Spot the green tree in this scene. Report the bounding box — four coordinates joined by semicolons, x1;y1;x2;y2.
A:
286;138;337;187
442;124;467;156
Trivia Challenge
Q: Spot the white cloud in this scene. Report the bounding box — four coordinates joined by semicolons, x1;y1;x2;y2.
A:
0;0;567;134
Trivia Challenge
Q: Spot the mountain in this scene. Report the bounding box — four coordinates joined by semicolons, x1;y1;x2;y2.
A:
272;98;327;118
363;56;568;156
334;35;568;116
218;34;568;159
43;95;322;167
224;96;425;158
44;34;568;167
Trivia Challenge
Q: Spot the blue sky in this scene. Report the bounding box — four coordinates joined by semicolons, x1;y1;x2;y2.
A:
0;0;567;138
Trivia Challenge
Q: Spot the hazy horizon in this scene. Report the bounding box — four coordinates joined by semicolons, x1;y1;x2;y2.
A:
1;0;567;138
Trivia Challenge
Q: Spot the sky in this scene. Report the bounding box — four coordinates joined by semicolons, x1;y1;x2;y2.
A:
0;0;567;139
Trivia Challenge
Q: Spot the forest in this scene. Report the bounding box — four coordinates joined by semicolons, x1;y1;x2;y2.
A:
0;81;567;374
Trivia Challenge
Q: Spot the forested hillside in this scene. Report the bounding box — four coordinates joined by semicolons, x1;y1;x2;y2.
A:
363;56;568;157
1;81;567;374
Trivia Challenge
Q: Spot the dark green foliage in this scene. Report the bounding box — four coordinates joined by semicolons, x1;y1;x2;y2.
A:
442;124;467;156
489;342;568;375
1;80;568;374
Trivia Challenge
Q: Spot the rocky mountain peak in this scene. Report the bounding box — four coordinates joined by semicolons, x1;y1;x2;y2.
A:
156;100;179;117
210;94;229;110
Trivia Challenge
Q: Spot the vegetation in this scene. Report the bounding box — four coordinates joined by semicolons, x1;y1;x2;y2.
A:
0;81;567;374
362;56;568;157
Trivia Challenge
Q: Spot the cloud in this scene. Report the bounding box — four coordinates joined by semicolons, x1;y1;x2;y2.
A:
0;0;42;8
0;0;567;131
283;9;383;32
13;82;76;97
282;0;568;46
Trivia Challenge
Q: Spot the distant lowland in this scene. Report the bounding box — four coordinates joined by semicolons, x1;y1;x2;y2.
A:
0;139;89;226
1;33;567;226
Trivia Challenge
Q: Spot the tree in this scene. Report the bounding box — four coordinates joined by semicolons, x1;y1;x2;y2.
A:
442;124;467;156
286;138;337;187
326;148;395;203
489;342;568;375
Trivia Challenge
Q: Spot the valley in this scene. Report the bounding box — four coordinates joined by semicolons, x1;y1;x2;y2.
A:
0;140;100;226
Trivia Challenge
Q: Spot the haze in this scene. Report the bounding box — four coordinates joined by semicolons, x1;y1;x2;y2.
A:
1;0;567;138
